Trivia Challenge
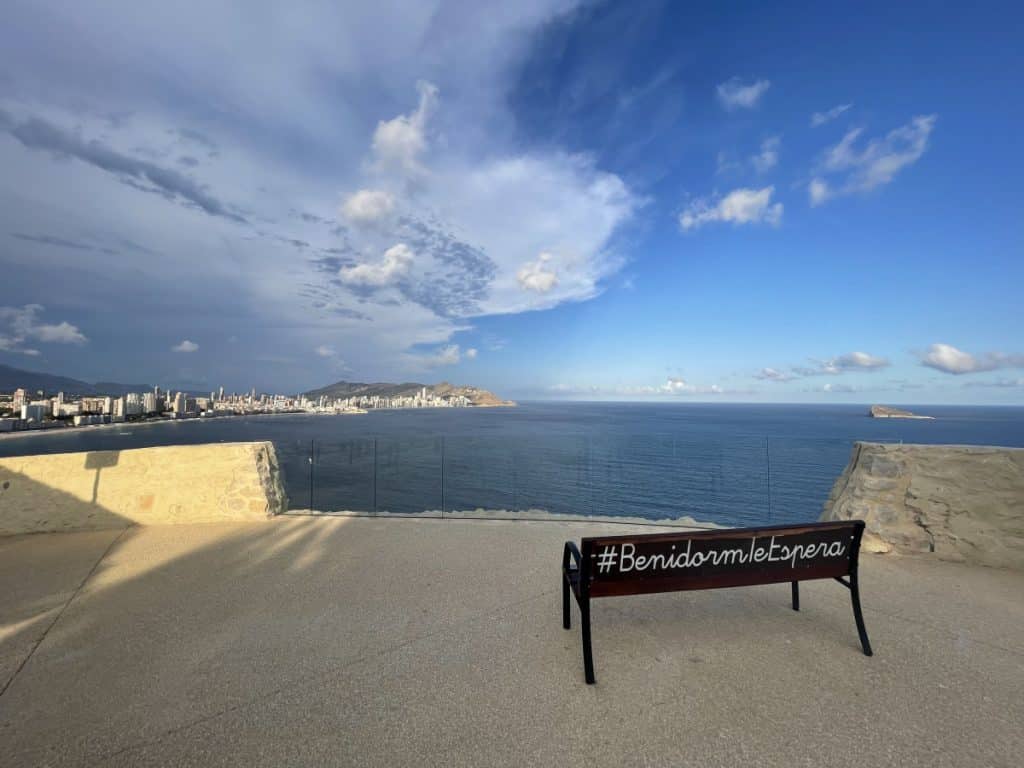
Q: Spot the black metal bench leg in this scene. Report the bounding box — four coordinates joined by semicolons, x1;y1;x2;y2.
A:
850;573;873;656
581;599;595;684
562;573;571;630
791;581;799;611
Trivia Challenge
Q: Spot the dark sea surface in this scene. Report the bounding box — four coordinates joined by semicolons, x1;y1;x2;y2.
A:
2;403;1022;527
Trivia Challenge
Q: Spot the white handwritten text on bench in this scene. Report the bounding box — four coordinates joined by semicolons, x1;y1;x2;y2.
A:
596;536;848;575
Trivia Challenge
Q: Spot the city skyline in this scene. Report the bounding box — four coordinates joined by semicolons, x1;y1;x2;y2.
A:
1;2;1022;404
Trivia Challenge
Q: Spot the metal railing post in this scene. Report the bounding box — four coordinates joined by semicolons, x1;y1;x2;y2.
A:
765;437;772;522
372;438;377;514
440;436;446;517
309;439;315;512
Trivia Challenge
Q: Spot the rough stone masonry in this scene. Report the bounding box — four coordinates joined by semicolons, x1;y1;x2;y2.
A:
821;442;1024;569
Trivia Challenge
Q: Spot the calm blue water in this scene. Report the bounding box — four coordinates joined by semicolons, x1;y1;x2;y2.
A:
2;403;1022;526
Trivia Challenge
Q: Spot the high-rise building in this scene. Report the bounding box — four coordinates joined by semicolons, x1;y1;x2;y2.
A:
13;388;27;410
21;402;49;423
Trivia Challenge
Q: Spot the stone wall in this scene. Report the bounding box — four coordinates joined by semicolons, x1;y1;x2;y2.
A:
0;442;287;535
821;442;1024;569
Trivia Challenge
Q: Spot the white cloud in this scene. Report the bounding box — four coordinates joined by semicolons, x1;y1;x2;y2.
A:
661;377;723;395
825;351;889;372
338;243;414;287
315;345;337;357
172;339;199;352
464;347;478;359
812;115;936;203
716;77;771;110
517;252;559;293
548;378;734;397
808;178;830;206
0;304;87;352
751;137;780;173
811;104;852;127
820;382;858;393
680;187;783;231
755;367;796;382
30;320;87;344
371;80;438;174
920;343;1024;375
406;343;463;369
340;189;394;225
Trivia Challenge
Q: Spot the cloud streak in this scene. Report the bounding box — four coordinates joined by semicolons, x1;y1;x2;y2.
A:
2;112;245;223
811;104;852;127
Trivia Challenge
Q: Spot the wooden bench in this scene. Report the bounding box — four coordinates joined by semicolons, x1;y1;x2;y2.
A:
562;520;873;684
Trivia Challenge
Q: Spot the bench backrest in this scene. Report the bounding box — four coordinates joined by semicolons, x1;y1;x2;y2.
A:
580;520;865;598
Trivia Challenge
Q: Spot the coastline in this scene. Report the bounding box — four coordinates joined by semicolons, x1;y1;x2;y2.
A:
287;507;723;530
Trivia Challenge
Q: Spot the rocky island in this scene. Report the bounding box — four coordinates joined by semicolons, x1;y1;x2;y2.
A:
869;404;934;420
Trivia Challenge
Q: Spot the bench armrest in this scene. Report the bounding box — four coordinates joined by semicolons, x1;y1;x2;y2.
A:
563;540;582;572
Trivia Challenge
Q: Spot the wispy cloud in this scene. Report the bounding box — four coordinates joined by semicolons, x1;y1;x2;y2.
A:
810;115;936;205
172;339;199;353
548;378;739;397
716;77;771;110
963;378;1024;389
405;343;465;369
751;137;780;173
680;187;782;231
818;382;859;393
810;103;852;127
793;351;889;376
755;367;796;382
919;343;1024;375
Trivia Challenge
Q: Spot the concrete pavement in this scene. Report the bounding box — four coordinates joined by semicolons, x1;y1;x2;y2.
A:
1;515;1022;767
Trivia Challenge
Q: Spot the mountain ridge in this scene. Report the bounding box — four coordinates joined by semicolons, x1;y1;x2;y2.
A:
0;364;150;396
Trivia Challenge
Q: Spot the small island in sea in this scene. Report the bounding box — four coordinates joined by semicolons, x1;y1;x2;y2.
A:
869;404;935;420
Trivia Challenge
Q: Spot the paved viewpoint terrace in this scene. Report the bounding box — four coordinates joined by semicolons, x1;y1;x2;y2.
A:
1;516;1022;767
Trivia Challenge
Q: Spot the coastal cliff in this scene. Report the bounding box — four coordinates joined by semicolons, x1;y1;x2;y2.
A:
821;442;1024;569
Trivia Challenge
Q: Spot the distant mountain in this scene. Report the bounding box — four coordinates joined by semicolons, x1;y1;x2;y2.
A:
304;379;514;407
0;364;149;397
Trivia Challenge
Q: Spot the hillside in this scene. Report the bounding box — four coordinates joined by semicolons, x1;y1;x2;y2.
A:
0;364;149;396
304;379;514;407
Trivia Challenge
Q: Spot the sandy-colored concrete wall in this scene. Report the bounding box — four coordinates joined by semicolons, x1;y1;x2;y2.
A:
0;441;287;535
821;442;1024;569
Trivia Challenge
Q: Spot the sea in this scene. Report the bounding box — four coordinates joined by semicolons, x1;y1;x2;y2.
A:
2;403;1022;528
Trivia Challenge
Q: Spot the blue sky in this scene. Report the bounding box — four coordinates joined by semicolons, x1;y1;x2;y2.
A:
0;1;1021;403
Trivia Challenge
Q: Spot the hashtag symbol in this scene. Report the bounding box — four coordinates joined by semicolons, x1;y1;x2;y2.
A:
596;545;618;574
